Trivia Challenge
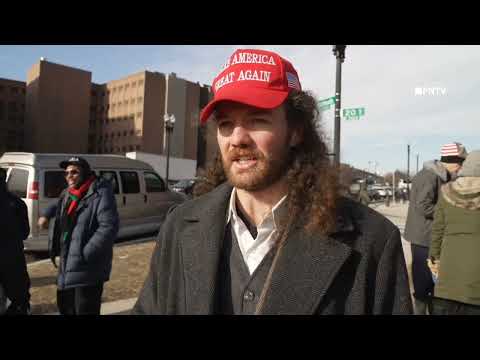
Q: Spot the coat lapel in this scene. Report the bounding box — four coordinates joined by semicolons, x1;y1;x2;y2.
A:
181;183;232;314
258;210;355;315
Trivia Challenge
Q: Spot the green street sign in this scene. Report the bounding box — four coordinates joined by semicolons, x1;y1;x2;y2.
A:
343;107;365;120
318;96;336;111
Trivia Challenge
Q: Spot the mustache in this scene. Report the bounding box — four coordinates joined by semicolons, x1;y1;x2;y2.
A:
227;148;265;162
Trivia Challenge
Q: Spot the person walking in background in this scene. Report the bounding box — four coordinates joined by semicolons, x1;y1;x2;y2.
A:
404;142;467;314
428;150;480;315
38;157;119;315
0;168;31;315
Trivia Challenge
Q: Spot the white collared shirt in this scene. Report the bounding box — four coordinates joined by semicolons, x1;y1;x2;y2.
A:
226;188;288;275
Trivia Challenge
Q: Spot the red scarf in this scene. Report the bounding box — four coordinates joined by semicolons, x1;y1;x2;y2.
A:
66;175;96;216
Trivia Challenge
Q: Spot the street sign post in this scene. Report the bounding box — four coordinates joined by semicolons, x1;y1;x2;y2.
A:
318;96;336;111
343;107;365;120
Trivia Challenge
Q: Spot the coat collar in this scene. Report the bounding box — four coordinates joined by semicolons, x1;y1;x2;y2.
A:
180;183;356;314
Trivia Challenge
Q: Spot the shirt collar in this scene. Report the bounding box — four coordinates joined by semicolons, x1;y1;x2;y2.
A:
226;188;288;230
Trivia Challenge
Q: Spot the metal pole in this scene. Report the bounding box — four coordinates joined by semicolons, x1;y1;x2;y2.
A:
392;170;396;203
333;45;346;167
416;154;419;174
166;126;171;186
407;144;411;199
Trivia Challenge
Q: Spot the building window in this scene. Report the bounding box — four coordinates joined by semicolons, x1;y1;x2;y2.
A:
131;81;136;88
136;112;142;119
138;80;144;86
137;97;143;104
130;130;134;136
130;99;135;105
136;129;142;136
10;87;18;95
8;101;18;113
91;91;97;97
135;145;141;150
122;146;127;152
129;145;134;151
123;131;127;136
0;85;4;93
21;88;25;95
118;86;123;92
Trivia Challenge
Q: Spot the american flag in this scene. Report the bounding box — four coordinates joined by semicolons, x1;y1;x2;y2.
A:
286;72;301;90
441;143;462;156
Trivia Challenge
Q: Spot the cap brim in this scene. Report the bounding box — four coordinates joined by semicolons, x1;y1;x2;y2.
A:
200;87;289;124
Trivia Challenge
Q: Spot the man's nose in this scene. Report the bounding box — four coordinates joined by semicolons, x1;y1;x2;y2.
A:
230;125;252;146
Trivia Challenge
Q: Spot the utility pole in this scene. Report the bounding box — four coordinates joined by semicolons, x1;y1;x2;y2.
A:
392;170;396;203
416;153;419;174
332;45;346;167
407;144;411;199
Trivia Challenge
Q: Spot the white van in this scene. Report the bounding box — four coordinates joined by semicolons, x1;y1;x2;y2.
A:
0;152;186;251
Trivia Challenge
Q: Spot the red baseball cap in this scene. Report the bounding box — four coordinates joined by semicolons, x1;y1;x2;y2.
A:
200;48;302;124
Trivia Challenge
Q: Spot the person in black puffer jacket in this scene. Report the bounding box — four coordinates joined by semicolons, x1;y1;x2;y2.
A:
0;168;31;315
38;157;119;315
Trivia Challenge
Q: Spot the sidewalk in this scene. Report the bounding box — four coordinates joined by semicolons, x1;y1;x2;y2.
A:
371;201;415;301
45;297;137;315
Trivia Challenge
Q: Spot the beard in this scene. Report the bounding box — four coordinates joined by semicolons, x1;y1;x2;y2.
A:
222;146;291;192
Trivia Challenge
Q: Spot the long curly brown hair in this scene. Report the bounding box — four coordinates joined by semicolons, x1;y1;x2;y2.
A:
194;90;340;236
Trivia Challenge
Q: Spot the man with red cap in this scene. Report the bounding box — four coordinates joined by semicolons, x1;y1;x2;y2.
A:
133;48;413;315
405;142;467;315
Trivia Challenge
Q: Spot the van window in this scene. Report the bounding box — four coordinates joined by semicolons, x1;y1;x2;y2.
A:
7;168;29;198
44;171;67;198
120;171;140;194
100;171;119;194
144;172;166;192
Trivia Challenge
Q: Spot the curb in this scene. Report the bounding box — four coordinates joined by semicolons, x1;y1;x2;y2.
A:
44;297;137;315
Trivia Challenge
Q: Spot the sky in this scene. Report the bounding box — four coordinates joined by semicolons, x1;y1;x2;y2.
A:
1;45;478;175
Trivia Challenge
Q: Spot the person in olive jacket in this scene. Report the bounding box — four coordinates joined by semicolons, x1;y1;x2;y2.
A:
428;150;480;315
38;157;119;315
404;142;467;314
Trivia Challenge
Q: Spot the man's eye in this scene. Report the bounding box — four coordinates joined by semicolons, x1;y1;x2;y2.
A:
218;121;232;128
252;118;270;125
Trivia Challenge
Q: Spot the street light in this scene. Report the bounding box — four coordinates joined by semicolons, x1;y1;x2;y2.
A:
164;114;175;186
332;45;346;167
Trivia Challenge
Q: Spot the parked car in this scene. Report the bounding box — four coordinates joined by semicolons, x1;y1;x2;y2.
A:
367;185;392;200
0;152;186;251
172;178;199;197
